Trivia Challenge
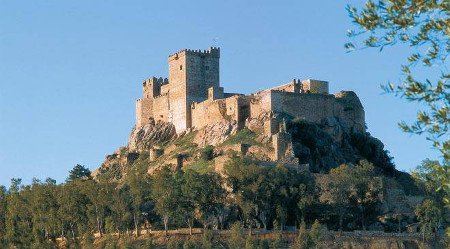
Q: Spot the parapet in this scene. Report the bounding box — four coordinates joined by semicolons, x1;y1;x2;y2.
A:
143;77;168;87
168;47;220;61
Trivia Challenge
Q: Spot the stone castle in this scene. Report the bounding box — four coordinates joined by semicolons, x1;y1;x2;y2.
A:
136;47;365;135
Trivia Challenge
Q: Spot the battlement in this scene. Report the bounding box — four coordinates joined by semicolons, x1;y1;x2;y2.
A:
168;47;220;61
135;47;364;135
143;77;168;87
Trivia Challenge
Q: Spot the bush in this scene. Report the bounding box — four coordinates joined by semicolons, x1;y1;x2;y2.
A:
202;229;214;249
167;240;183;249
245;237;255;249
309;219;321;249
272;230;284;249
259;239;270;249
228;222;244;249
104;235;118;249
143;238;156;249
183;240;197;249
200;146;215;161
83;232;94;249
292;221;309;249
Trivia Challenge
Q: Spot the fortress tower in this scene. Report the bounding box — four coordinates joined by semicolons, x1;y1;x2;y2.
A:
135;47;220;132
135;47;365;136
168;48;220;131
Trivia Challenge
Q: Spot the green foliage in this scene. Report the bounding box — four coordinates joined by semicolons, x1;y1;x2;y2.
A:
202;229;214;249
225;155;315;231
272;230;284;248
292;220;309;249
167;239;183;249
223;128;258;146
144;238;156;249
326;161;382;231
415;199;442;241
413;159;449;206
228;222;244;249
104;235;118;249
288;120;395;174
309;220;321;249
67;164;91;182
187;159;215;174
151;166;182;234
346;0;449;189
200;145;215;161
83;231;94;249
182;240;197;249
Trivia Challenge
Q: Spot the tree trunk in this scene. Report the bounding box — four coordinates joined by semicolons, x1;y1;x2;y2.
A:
134;213;139;237
96;215;102;237
70;224;75;240
339;211;343;231
360;206;365;230
163;215;169;236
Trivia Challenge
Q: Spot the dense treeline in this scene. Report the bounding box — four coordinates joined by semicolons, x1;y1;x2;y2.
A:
0;157;444;248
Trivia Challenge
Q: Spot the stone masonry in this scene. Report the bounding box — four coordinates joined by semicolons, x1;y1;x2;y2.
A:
135;47;366;161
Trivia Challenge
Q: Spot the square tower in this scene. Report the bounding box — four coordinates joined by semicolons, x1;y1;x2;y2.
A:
167;47;220;132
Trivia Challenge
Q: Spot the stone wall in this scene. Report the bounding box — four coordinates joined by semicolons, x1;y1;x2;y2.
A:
135;47;365;135
268;79;301;93
168;50;188;132
152;94;169;123
136;98;153;128
301;79;329;94
249;90;273;118
191;99;229;129
271;91;336;123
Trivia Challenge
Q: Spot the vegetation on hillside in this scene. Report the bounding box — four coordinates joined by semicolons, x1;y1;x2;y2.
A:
0;157;445;248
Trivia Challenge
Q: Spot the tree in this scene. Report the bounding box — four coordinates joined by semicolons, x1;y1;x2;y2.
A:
292;220;309;249
228;222;244;249
0;185;7;247
309;220;321;249
151;166;181;236
67;164;92;182
415;199;442;241
346;0;449;161
126;172;152;237
57;181;89;241
349;160;382;230
182;170;225;233
29;178;59;244
412;159;449;238
5;179;34;248
413;159;449;205
325;165;353;231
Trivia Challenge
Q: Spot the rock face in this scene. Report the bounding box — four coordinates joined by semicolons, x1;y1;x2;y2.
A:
193;121;238;147
128;119;176;151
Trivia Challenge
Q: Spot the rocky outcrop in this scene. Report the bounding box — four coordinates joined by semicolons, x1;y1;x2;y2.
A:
335;91;366;133
193;121;238;147
128;119;176;151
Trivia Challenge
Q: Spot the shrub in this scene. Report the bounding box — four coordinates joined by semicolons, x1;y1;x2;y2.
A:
143;238;156;249
183;240;197;249
292;221;309;249
309;219;321;249
272;230;284;249
202;229;214;249
228;222;244;249
200;146;215;161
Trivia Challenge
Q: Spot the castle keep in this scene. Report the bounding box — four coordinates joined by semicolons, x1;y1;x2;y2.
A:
135;47;365;140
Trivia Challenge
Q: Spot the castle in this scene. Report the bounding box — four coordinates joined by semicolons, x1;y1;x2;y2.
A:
135;47;365;142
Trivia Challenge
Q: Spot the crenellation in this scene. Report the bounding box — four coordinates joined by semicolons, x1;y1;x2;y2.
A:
135;47;365;137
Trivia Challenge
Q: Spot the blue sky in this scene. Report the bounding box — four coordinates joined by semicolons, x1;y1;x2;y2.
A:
0;0;439;186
